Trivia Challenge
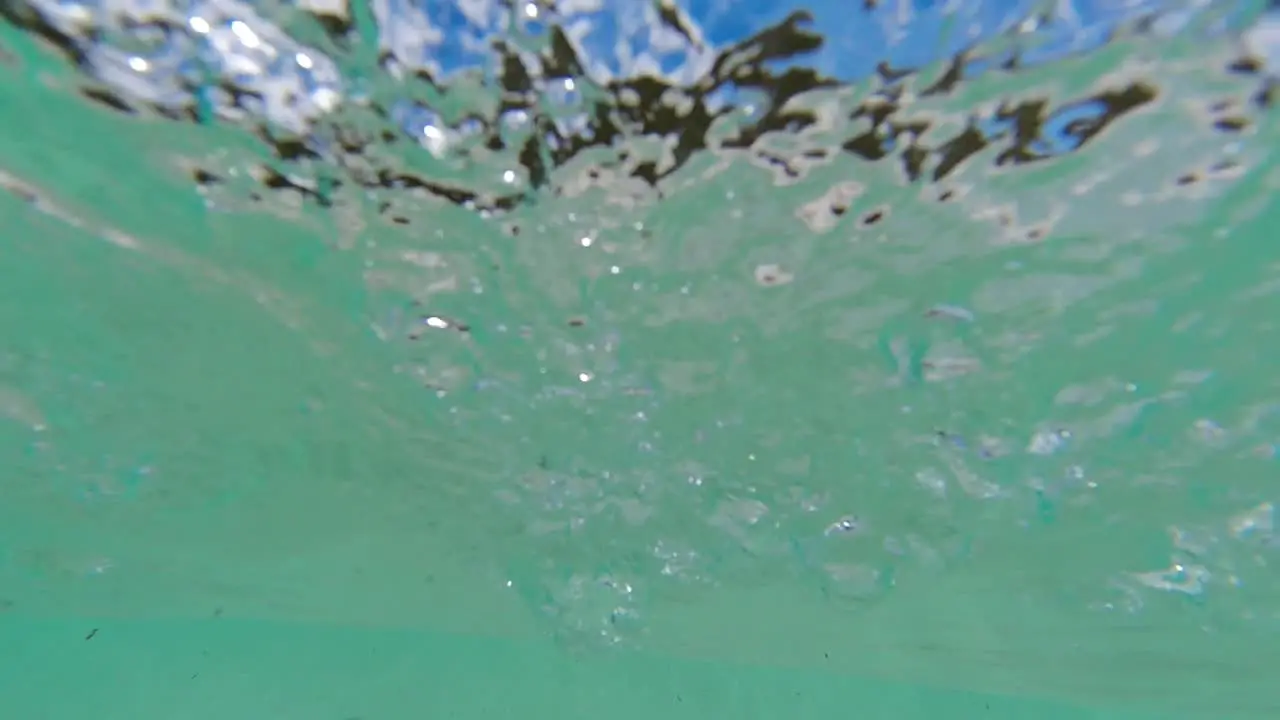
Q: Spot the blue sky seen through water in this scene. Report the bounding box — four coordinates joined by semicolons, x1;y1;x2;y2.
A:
398;0;1237;80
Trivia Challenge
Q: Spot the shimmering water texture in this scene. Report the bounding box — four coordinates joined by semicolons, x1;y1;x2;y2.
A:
1;0;1280;716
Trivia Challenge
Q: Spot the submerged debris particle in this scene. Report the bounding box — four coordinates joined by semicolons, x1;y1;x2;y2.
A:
754;263;794;286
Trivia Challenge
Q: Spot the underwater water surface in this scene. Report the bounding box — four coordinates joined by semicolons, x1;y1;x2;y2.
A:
0;0;1278;717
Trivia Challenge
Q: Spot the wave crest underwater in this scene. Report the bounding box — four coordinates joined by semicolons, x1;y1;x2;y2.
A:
1;0;1279;715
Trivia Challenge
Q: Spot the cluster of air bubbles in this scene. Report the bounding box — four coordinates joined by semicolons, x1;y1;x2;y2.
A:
10;0;344;132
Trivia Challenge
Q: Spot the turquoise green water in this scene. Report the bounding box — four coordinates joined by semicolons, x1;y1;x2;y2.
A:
3;619;1175;720
3;1;1279;718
